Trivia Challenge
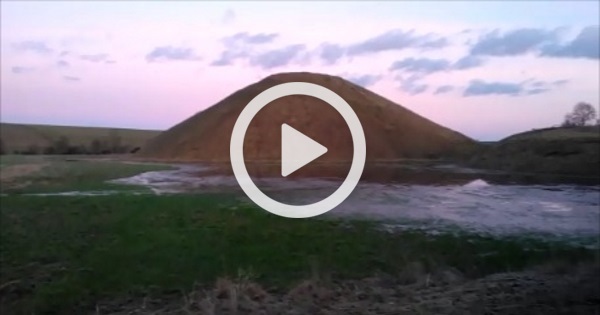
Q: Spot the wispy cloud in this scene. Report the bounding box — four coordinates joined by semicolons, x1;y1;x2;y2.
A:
63;75;81;82
345;74;383;88
211;32;280;66
462;78;567;97
467;26;597;60
418;37;448;50
395;74;429;96
11;66;35;74
464;80;523;97
13;40;53;55
249;44;306;69
80;53;114;64
540;25;599;59
211;50;248;66
390;58;451;75
56;60;70;68
470;28;560;56
312;29;447;65
389;55;485;77
346;29;448;56
452;55;486;70
145;46;201;62
434;85;454;95
225;32;278;45
552;79;569;86
318;43;345;65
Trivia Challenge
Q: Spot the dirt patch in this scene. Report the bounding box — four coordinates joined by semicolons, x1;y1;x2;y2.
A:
0;163;48;189
90;262;599;315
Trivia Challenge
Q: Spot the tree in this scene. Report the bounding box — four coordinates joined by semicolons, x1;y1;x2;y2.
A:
562;102;597;127
23;144;41;155
53;136;71;154
0;138;5;155
90;139;104;154
108;129;123;153
562;113;577;127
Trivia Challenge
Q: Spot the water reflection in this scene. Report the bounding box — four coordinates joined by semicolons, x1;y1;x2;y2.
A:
109;161;600;247
200;160;600;186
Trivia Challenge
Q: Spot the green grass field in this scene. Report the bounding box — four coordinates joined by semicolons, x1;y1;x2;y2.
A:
0;155;173;194
1;194;595;314
0;156;597;314
0;155;48;168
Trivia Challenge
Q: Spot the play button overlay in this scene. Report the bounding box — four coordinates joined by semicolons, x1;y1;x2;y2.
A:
230;82;366;219
281;124;328;177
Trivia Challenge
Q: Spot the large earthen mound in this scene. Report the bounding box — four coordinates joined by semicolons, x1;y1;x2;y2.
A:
139;72;475;164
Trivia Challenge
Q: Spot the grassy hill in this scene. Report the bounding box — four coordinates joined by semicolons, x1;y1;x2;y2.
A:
466;126;600;177
0;123;162;154
501;126;600;141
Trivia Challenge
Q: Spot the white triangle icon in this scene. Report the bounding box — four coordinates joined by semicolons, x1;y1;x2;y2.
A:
281;123;328;177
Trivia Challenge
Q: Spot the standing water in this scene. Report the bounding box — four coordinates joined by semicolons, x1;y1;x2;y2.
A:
106;162;600;248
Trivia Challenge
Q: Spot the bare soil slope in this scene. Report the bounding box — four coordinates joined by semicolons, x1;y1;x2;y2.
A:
139;72;475;164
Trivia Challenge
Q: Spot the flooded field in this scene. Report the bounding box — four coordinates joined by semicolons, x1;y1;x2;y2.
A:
3;157;599;315
105;162;600;247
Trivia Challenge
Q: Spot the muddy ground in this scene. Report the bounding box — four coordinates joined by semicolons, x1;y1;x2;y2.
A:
0;163;48;190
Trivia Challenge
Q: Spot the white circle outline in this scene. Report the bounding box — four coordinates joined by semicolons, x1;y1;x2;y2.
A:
230;82;366;219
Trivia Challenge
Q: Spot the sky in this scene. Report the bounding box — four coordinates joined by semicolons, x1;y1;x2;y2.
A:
1;1;599;141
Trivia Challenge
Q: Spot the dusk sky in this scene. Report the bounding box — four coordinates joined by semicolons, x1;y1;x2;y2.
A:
1;1;599;141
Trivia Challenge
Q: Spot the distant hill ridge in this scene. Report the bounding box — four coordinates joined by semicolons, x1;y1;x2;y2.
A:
467;126;600;177
0;123;161;154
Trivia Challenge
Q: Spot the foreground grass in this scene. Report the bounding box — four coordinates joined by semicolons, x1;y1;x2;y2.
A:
0;194;595;314
0;156;173;194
